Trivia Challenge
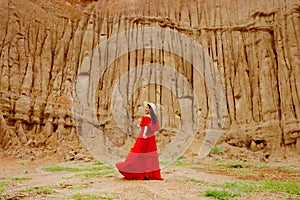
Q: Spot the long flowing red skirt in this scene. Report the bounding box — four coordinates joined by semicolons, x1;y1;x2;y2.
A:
116;135;163;180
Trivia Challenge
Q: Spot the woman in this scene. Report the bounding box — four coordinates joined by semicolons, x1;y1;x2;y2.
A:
116;101;163;180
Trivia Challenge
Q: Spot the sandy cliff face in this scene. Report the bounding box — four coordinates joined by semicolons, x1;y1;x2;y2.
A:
0;0;299;161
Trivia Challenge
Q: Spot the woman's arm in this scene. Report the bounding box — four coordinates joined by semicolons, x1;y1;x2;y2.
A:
142;126;148;139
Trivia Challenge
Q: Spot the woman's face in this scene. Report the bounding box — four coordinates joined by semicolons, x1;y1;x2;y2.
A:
145;105;150;114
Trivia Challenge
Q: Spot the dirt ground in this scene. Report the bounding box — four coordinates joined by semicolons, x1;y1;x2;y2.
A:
0;153;299;200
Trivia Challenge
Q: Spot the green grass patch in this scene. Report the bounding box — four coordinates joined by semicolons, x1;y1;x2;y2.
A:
11;177;32;181
238;170;256;177
174;160;193;167
94;162;114;170
174;160;185;166
186;178;205;183
37;186;54;194
259;180;300;195
222;181;258;193
209;146;224;155
275;166;297;171
221;180;300;196
78;172;101;179
100;170;117;177
77;171;115;179
69;185;88;190
71;192;113;200
42;164;113;173
62;175;74;179
18;187;34;194
93;161;104;166
0;182;8;194
204;189;240;200
159;161;171;165
43;166;83;172
291;173;299;177
18;186;54;195
59;182;88;190
43;162;117;180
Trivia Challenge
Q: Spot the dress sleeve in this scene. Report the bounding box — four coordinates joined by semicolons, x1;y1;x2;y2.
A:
140;116;151;127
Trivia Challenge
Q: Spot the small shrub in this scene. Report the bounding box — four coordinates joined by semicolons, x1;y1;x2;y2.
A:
0;182;8;194
209;146;224;155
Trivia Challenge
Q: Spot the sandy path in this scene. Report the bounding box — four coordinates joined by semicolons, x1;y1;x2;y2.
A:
0;157;299;200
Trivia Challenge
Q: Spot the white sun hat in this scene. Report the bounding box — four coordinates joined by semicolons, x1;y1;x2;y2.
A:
143;101;157;115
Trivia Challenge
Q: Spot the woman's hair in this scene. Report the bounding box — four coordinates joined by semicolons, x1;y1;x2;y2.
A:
148;104;157;124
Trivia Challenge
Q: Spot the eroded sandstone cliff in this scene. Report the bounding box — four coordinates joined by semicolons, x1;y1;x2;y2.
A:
0;0;299;161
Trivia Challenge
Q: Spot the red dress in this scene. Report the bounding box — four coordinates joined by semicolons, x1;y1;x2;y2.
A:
116;115;163;180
